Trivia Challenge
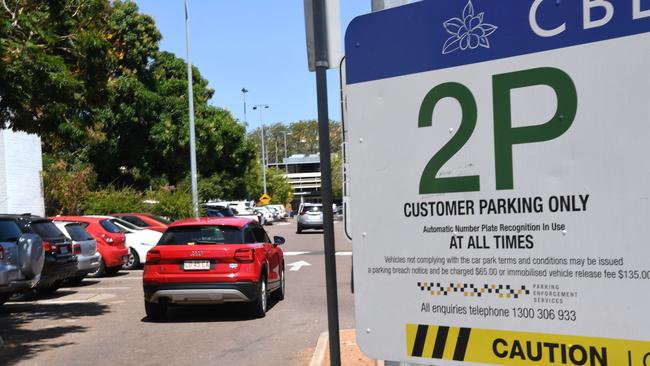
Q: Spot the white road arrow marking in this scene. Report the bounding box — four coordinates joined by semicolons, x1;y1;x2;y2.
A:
288;260;311;271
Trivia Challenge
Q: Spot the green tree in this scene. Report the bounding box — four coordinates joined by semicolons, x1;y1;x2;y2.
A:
0;0;115;145
43;159;96;215
265;168;293;205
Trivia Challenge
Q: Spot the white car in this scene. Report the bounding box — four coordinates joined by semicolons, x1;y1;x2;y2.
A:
89;216;161;270
265;204;288;219
253;207;275;225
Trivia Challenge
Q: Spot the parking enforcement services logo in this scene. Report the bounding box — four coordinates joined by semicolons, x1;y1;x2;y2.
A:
442;0;498;54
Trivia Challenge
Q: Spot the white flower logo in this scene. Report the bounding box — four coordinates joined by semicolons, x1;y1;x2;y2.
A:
442;0;498;55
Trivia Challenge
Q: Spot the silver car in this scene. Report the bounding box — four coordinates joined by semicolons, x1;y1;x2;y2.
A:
296;203;323;233
54;221;100;283
0;218;44;305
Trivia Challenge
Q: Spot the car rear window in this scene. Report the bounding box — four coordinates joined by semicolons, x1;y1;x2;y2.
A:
158;225;243;245
65;224;94;241
31;221;66;239
99;219;122;234
0;220;22;242
302;205;322;213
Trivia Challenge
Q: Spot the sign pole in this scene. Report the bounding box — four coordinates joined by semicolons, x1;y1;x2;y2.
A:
312;0;341;365
184;0;199;218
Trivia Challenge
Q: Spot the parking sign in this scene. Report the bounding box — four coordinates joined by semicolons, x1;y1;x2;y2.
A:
345;0;650;364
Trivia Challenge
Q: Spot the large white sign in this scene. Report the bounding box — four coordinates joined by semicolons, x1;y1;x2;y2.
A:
345;0;650;365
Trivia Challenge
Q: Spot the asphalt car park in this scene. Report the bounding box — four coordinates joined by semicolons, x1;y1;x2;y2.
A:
0;220;354;366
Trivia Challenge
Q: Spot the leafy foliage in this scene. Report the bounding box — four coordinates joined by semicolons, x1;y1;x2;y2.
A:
43;159;96;215
80;186;146;215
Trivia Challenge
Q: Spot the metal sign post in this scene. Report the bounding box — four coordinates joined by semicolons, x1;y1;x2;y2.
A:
345;0;650;364
309;0;341;365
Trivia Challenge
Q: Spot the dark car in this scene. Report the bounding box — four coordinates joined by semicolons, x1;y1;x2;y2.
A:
1;214;78;294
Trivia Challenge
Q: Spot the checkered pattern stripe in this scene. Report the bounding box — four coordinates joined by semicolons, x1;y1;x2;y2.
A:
417;282;530;299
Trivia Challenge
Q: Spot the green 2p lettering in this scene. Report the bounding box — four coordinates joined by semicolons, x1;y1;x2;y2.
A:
418;67;578;194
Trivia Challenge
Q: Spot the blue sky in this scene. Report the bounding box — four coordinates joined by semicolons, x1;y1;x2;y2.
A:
133;0;371;131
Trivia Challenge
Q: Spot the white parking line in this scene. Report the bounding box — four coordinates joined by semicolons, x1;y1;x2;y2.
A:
335;251;352;256
283;251;311;256
91;276;142;281
59;287;131;291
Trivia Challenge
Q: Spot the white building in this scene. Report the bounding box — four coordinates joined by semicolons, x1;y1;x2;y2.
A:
0;130;45;216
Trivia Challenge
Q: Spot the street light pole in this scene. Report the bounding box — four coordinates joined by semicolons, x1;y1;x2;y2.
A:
253;104;270;194
184;0;199;218
241;88;248;125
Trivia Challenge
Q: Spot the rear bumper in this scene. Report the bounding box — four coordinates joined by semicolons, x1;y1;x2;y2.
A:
143;282;259;304
101;245;129;268
40;258;78;286
298;221;323;229
77;253;101;274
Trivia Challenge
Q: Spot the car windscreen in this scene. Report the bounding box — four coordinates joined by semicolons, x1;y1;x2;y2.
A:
112;218;141;231
120;216;148;227
0;220;22;242
206;208;235;217
31;220;66;239
65;224;94;241
158;225;243;245
99;219;123;234
146;214;171;225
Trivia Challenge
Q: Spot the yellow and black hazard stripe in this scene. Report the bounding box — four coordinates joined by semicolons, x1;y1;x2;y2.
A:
406;324;650;365
407;324;471;361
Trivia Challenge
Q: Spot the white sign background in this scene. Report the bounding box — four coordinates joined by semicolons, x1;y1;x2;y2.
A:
348;33;650;363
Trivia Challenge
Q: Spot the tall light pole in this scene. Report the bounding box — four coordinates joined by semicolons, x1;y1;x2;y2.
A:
241;88;248;125
253;104;270;194
184;0;199;218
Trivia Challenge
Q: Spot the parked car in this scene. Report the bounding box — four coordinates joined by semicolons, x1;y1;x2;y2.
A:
4;214;78;294
253;207;275;225
0;218;44;305
111;213;171;233
51;216;128;277
202;204;237;218
103;217;162;270
265;204;288;219
143;217;285;320
53;221;101;283
296;203;323;233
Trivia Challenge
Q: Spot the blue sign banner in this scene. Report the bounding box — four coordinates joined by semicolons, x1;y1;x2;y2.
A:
345;0;650;84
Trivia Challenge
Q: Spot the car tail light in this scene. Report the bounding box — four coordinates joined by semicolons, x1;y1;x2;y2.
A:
0;246;3;260
102;234;114;244
235;248;255;263
146;249;161;264
73;243;81;255
43;241;54;253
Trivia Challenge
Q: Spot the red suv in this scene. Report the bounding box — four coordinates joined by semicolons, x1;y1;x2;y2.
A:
51;216;128;277
143;217;285;320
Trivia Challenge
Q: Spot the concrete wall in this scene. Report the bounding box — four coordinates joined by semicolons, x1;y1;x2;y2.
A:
0;130;45;216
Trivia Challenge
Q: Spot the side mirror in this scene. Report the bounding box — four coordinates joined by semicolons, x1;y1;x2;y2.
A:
273;236;285;245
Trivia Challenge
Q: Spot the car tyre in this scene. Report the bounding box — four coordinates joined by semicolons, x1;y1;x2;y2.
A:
105;266;121;276
250;275;268;318
87;259;105;278
122;249;140;270
0;293;11;306
296;225;303;234
66;274;86;285
145;300;167;321
271;266;285;301
37;281;62;295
